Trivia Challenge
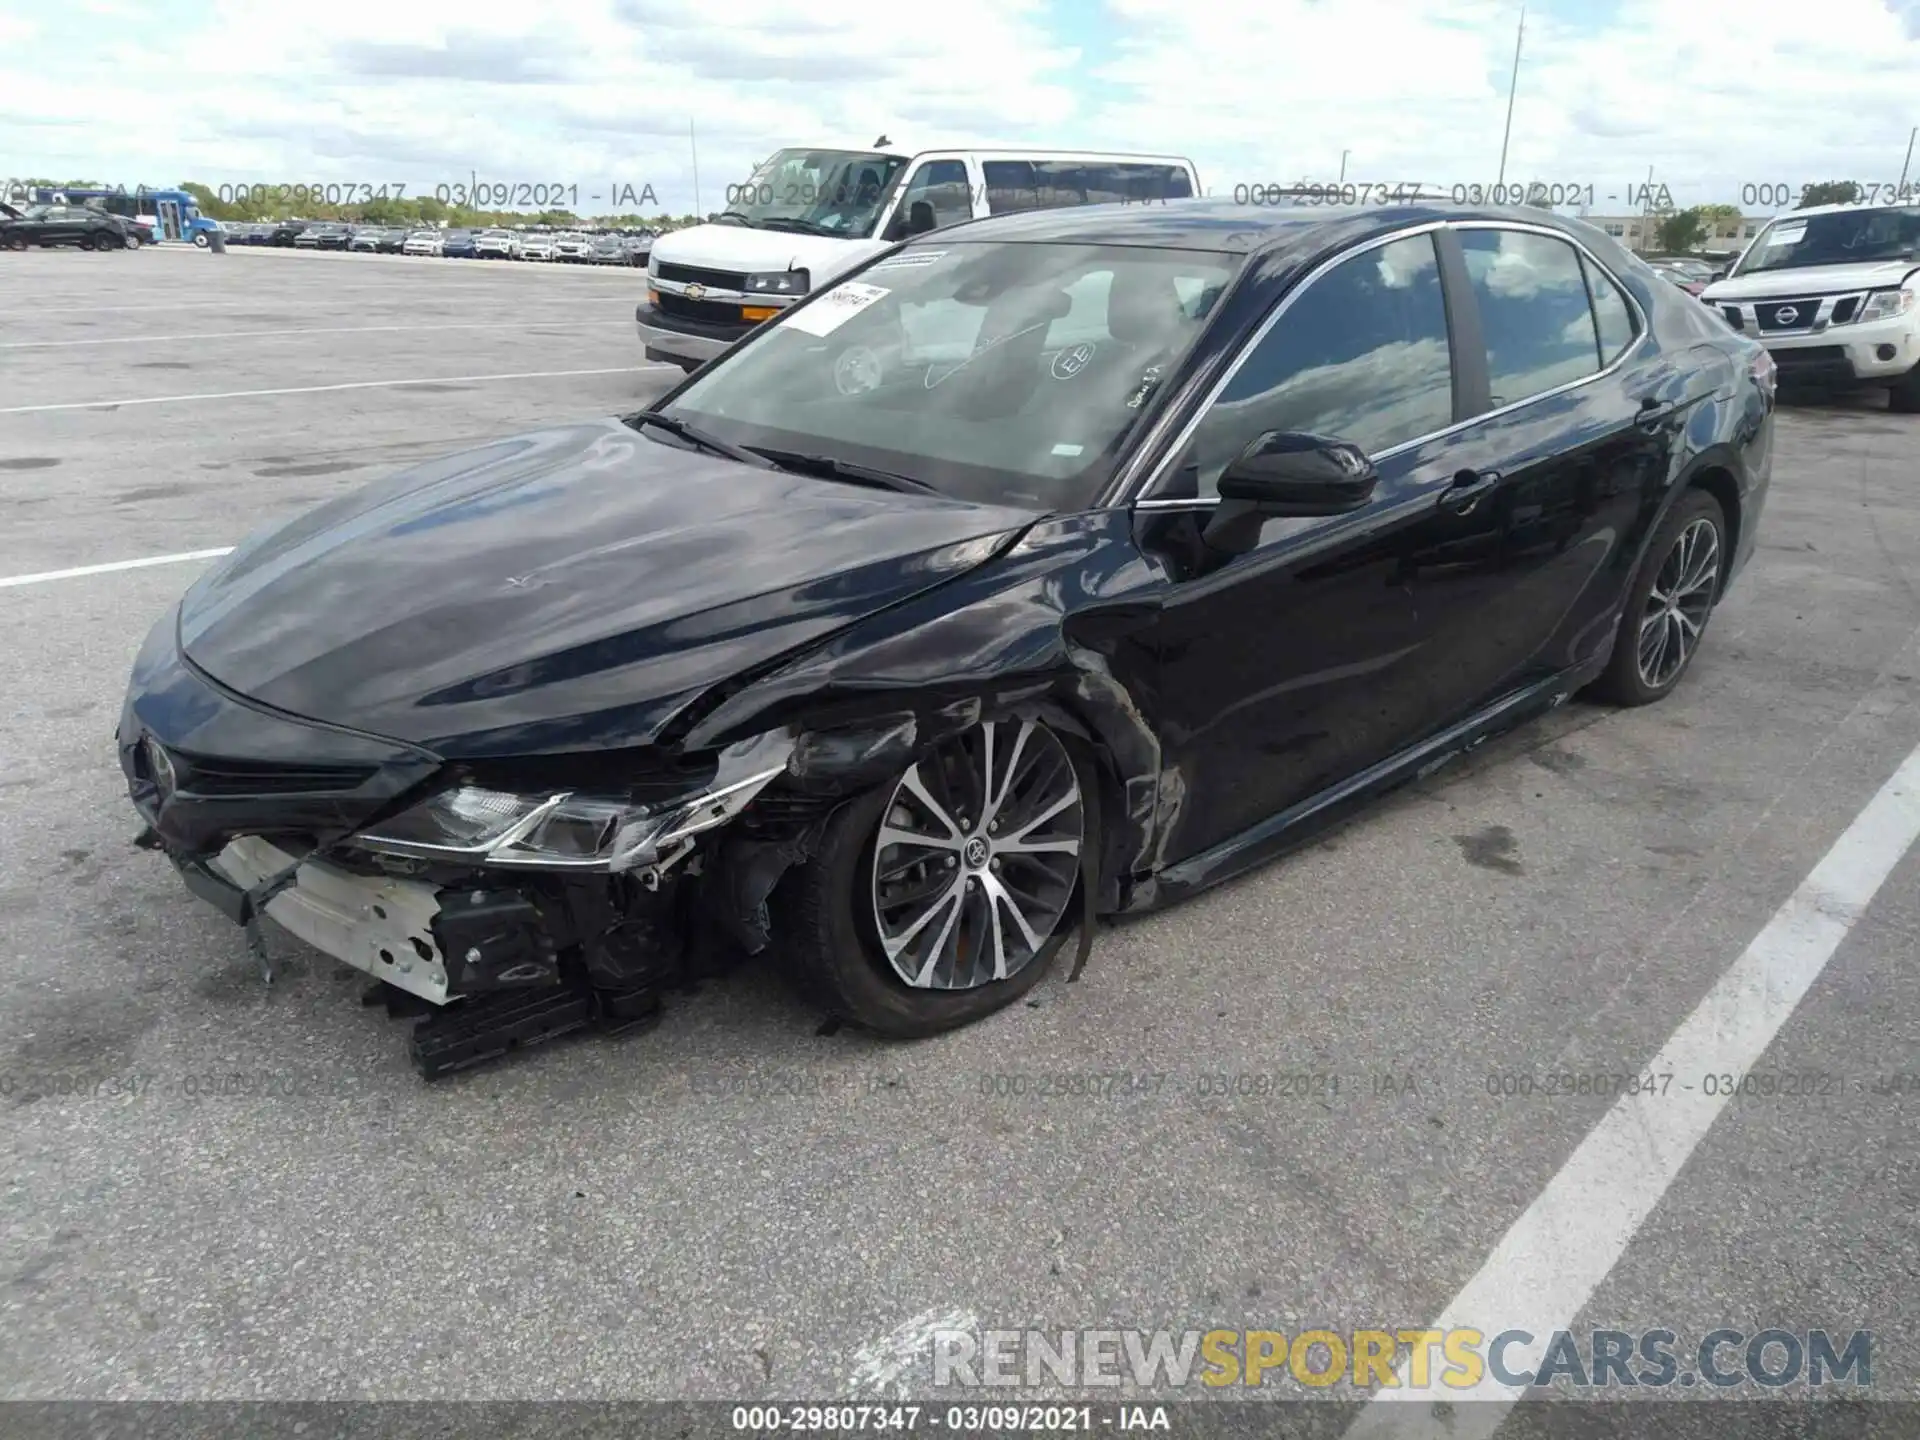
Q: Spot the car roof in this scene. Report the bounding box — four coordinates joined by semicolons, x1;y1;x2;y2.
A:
1775;199;1920;220
921;196;1628;257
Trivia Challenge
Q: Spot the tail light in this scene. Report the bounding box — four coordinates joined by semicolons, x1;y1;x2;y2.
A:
1750;346;1776;402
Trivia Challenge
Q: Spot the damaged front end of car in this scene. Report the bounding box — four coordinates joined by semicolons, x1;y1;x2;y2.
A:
118;598;1053;1077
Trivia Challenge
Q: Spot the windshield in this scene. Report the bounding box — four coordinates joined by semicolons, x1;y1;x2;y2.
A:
720;148;909;239
660;240;1241;511
1734;206;1920;275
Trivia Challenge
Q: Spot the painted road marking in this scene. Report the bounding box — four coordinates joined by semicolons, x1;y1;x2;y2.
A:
0;366;676;415
1343;734;1920;1438
0;320;637;348
0;548;237;588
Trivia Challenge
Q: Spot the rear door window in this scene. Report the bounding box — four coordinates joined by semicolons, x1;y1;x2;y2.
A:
1458;229;1605;406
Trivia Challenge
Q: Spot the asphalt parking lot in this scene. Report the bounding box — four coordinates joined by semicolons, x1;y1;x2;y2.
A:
3;245;1918;1425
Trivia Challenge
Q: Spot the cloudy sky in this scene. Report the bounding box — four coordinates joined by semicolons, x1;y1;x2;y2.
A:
2;0;1918;217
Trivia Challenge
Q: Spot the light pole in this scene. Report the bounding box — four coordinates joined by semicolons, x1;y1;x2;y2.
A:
1339;150;1350;184
1900;125;1917;200
689;117;702;218
1495;4;1525;190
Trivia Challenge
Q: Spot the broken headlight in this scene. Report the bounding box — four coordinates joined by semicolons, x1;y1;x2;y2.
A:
353;733;797;872
355;788;636;868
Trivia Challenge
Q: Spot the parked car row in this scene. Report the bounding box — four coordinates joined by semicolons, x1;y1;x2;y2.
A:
1647;256;1718;297
218;219;655;264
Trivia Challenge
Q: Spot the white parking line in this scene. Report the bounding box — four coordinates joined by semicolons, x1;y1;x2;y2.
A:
0;320;637;348
0;366;677;415
1343;734;1920;1439
0;548;236;589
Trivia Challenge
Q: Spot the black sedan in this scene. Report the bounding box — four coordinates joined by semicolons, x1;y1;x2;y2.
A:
119;201;1775;1076
295;222;353;250
1;203;133;250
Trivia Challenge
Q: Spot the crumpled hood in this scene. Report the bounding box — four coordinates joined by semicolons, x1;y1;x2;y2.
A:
1704;258;1920;301
179;419;1033;758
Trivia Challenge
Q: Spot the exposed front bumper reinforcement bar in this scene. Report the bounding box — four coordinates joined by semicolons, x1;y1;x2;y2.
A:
168;836;663;1078
206;835;454;1004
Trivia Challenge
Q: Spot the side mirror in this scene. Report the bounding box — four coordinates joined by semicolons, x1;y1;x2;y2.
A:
1202;432;1378;555
1218;431;1377;512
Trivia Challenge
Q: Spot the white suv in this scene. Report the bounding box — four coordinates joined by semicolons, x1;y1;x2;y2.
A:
474;229;521;260
1702;202;1920;410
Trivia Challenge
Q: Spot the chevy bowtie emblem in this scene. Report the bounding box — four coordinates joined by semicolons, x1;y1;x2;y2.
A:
684;283;708;301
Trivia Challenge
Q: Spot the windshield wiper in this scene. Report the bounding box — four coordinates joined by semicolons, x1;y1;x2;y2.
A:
714;209;752;225
754;216;835;236
627;409;773;467
746;447;940;496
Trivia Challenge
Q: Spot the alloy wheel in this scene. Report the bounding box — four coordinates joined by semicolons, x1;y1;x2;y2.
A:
1637;517;1720;689
870;720;1083;990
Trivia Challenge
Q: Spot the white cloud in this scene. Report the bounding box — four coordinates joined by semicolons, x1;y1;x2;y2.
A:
2;0;1918;216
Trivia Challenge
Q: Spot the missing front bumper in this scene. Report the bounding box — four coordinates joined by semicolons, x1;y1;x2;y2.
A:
202;836;457;1004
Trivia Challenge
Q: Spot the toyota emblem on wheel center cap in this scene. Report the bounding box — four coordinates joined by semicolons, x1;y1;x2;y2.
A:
964;836;990;868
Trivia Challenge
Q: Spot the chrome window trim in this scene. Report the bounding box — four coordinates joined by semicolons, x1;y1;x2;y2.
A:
1117;218;1651;509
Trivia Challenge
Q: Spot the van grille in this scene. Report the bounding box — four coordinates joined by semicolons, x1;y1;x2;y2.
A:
656;261;750;290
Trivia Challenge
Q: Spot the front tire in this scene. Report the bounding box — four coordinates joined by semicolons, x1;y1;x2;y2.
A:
193;232;210;248
1590;489;1727;706
1887;365;1920;414
775;718;1093;1038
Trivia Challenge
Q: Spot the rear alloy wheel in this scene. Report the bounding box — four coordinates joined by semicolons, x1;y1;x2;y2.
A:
776;718;1091;1037
1590;489;1726;705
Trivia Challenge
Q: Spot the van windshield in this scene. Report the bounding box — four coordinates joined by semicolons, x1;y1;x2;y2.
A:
718;149;909;239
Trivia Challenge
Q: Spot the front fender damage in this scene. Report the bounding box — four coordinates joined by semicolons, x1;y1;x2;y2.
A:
684;514;1170;944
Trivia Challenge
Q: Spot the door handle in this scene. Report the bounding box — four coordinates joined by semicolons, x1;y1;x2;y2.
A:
1637;397;1678;432
1438;468;1499;515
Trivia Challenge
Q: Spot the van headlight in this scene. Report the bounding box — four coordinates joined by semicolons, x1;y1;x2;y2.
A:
745;269;809;295
1856;287;1917;323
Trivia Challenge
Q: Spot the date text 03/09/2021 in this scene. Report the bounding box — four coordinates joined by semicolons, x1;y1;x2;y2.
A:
728;1405;1170;1432
211;181;661;210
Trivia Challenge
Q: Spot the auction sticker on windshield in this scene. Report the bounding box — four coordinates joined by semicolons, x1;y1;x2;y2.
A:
872;250;946;271
784;281;891;336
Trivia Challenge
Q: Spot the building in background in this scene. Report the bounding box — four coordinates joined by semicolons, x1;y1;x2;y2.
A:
1582;211;1767;254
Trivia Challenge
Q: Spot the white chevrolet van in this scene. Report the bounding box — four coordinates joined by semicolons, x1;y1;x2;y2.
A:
636;146;1201;371
1701;202;1920;409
